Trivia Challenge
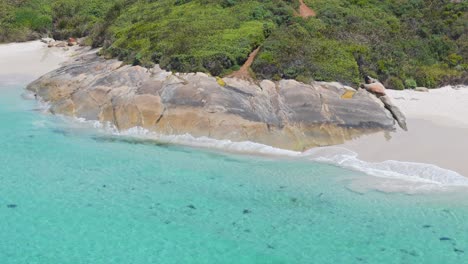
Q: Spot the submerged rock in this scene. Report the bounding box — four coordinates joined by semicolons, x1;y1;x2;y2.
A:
440;237;452;241
27;51;397;151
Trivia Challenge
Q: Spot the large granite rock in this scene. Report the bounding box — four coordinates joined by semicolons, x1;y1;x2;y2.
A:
27;51;396;150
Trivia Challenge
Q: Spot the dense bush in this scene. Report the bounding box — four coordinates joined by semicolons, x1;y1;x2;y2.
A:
386;76;404;90
404;79;417;89
0;0;51;42
0;0;117;42
414;65;462;88
1;0;467;88
299;0;467;87
252;22;360;84
94;0;288;75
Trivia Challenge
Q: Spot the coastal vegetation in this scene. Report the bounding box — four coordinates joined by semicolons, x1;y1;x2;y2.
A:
1;0;466;88
0;0;115;41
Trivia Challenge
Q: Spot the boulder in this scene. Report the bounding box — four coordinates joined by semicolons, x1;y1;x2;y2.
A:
27;52;398;151
361;82;386;96
77;37;86;46
54;41;67;47
359;76;407;130
67;37;77;46
380;96;408;131
41;38;55;44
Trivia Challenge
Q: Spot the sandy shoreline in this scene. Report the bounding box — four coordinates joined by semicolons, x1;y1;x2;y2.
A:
0;41;75;85
342;87;468;177
2;41;467;180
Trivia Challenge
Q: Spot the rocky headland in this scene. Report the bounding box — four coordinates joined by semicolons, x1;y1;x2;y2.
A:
27;48;397;151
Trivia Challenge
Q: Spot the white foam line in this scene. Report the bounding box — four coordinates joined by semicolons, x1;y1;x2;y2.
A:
66;117;468;187
301;147;468;186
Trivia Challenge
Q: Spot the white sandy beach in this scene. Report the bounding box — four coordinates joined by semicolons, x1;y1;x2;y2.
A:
342;87;468;177
0;41;74;85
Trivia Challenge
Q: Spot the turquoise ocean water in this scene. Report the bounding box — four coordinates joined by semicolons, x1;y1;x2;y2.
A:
1;81;468;264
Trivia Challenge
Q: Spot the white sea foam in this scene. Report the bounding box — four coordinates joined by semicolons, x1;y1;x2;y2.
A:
68;117;468;188
301;147;468;186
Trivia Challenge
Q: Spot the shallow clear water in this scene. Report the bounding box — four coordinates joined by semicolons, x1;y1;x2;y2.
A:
1;83;468;264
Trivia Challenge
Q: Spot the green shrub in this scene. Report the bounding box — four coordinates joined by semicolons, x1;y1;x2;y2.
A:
252;23;360;85
95;0;280;75
202;53;234;76
414;65;462;88
404;79;417;89
386;77;405;90
446;53;463;67
0;0;118;43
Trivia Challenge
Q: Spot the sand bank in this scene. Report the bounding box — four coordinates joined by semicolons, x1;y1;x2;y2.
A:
342;86;468;177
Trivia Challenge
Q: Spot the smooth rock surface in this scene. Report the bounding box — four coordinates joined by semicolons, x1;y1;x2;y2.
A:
27;51;396;150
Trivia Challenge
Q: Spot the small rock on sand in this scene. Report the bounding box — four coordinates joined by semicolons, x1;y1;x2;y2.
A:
414;87;429;92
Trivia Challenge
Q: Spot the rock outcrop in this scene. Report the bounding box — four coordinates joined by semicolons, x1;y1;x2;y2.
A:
27;50;396;150
360;76;408;131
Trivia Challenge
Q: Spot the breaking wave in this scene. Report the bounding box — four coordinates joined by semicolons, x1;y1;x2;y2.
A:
64;118;468;188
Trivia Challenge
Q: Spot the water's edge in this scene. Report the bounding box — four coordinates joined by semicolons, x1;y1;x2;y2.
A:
33;89;467;190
